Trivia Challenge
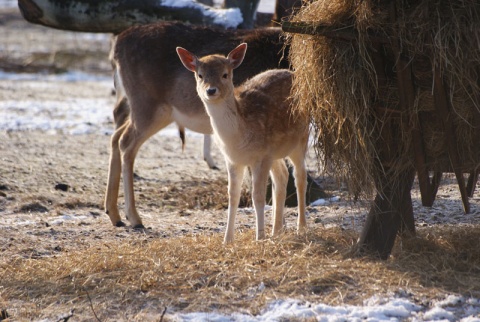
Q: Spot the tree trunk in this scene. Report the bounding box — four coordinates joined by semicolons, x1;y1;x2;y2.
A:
17;0;243;33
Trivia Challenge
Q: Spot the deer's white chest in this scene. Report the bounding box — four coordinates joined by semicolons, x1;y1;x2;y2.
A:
204;102;254;165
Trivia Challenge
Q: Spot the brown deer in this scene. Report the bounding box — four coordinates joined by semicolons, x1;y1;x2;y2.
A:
177;43;309;243
113;97;216;167
110;55;217;169
105;22;289;228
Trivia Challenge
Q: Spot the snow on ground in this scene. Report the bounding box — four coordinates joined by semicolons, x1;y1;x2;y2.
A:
0;71;114;135
0;0;15;8
171;295;480;321
0;71;205;138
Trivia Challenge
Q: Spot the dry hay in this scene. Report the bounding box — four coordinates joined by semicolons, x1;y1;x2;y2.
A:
158;178;231;210
136;177;252;211
1;225;480;319
287;0;480;196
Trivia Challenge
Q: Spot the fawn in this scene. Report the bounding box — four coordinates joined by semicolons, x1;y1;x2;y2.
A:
105;22;289;228
177;43;309;242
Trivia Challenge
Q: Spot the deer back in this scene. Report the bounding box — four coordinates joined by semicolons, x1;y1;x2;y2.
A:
235;69;307;158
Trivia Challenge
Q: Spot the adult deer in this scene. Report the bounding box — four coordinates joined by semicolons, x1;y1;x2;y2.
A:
105;22;288;228
177;43;309;242
109;48;217;169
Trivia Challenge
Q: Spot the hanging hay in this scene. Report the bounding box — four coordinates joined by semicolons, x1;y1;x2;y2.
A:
287;0;480;197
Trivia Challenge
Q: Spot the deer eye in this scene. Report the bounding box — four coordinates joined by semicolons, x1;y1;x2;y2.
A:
198;74;203;79
222;73;228;79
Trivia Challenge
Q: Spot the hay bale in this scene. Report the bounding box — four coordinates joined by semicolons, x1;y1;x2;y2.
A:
287;0;480;196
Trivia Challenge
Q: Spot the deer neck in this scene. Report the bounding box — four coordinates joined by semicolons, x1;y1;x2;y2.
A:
203;95;241;142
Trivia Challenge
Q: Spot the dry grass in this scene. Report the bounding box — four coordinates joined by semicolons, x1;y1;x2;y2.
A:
1;225;480;319
163;178;252;210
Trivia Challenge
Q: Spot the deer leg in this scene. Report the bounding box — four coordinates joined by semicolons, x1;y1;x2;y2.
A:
117;123;146;228
289;145;308;233
105;86;131;226
224;162;245;243
270;159;288;236
251;159;273;241
203;134;218;170
118;102;173;228
105;122;128;226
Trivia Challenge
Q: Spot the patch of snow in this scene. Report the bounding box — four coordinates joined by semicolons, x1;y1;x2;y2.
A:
161;0;243;29
423;306;456;321
310;196;341;206
0;0;16;8
0;70;110;82
0;98;113;135
170;295;480;322
207;7;243;28
258;0;275;13
0;71;207;138
436;294;464;308
49;214;88;225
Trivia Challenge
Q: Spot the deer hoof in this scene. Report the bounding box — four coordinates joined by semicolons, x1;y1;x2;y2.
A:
133;224;145;230
223;236;234;244
115;221;126;227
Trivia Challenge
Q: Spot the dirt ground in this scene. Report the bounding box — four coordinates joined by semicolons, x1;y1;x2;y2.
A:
1;6;480;321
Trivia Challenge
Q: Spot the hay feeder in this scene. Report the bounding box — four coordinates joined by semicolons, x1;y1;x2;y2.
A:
283;0;480;259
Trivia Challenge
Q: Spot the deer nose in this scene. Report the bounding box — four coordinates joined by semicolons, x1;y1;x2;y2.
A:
206;88;217;96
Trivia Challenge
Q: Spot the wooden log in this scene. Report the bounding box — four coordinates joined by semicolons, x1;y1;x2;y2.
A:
412;117;439;207
433;69;470;213
357;168;416;259
466;91;480;198
356;3;417;259
17;0;243;33
356;40;417;259
384;3;431;210
281;21;390;44
467;170;479;197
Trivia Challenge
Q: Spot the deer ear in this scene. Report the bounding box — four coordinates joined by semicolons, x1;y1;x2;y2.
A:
176;47;198;72
227;43;247;69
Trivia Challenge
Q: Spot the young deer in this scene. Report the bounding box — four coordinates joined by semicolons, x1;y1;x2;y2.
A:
105;22;289;228
177;43;309;242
